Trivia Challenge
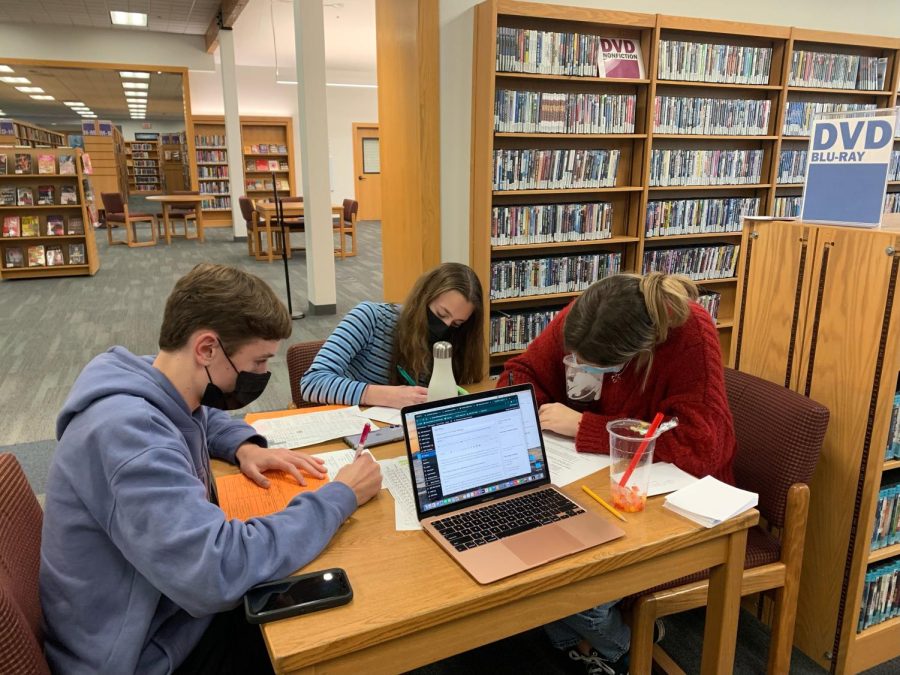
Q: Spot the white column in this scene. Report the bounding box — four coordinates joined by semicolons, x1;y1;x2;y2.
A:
294;0;337;314
218;28;247;237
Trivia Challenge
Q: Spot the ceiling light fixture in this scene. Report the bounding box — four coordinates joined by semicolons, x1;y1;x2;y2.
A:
122;82;149;90
326;82;377;89
30;94;55;100
119;71;150;79
110;11;147;27
64;101;85;106
0;76;30;84
0;66;12;73
125;91;148;98
15;86;44;93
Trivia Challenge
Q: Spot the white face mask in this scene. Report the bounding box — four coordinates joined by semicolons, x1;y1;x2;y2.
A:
563;354;625;402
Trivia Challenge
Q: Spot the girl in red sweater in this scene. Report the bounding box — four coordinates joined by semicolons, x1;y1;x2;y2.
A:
498;271;736;674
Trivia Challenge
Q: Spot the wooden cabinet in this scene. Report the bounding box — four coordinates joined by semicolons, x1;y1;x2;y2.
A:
732;217;900;673
0;117;66;147
83;125;127;201
240;116;296;200
0;147;99;280
125;140;162;194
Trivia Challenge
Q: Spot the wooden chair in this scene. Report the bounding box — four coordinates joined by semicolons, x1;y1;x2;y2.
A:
286;339;326;408
240;196;284;260
0;454;50;675
101;192;157;248
165;190;200;240
280;196;306;255
628;368;829;675
337;199;358;257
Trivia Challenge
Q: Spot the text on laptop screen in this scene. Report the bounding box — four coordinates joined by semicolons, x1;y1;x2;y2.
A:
404;390;547;514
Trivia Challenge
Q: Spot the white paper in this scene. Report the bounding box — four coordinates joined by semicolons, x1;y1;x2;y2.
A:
251;406;377;449
543;432;611;486
363;406;402;426
379;456;422;531
663;475;758;528
311;449;357;478
646;462;699;496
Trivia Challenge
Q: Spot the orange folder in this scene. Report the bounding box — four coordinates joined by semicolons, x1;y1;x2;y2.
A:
216;405;345;521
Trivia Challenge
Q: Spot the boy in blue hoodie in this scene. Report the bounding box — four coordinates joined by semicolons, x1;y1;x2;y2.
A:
40;263;382;674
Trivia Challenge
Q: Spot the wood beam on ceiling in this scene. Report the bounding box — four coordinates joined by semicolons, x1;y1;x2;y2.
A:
205;0;251;53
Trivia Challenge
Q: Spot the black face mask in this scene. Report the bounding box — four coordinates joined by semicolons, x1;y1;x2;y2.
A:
426;307;453;344
200;340;271;410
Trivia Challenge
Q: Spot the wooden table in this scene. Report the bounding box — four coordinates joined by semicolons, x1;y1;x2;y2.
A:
213;432;756;675
254;201;345;263
145;195;205;244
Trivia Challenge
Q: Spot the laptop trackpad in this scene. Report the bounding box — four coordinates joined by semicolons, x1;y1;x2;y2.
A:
503;526;582;566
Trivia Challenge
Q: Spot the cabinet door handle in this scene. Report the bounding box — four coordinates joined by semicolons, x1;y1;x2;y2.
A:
784;235;809;388
803;243;832;398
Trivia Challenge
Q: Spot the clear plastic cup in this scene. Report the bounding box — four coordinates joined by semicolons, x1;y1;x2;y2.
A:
607;418;662;513
563;353;604;402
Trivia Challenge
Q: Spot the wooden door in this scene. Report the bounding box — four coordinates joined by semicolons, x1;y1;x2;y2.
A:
791;226;900;673
352;123;382;220
732;220;819;389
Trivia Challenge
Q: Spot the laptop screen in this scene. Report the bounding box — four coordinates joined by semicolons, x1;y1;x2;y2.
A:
402;385;550;519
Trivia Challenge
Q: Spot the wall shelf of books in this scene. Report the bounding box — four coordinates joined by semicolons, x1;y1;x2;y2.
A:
193;115;231;228
0;118;66;148
161;132;187;192
1;147;98;279
125;140;163;195
645;16;791;361
775;29;899;221
241;116;295;200
471;1;655;368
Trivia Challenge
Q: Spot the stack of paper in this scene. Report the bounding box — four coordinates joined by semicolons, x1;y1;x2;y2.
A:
663;475;758;528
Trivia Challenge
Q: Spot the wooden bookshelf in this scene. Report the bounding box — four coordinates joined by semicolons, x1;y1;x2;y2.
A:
82;125;127;202
160;132;187;192
125;140;162;195
192;116;231;227
0;118;66;148
0;147;99;279
240;116;296;199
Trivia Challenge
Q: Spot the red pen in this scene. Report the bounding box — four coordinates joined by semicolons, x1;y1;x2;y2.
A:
354;423;371;459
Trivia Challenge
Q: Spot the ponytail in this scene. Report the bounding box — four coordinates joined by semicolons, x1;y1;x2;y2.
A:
639;272;698;345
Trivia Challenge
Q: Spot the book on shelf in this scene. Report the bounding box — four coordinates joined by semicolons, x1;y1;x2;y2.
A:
16;187;33;206
45;245;64;266
81;153;93;175
37;185;54;205
37;154;55;174
67;216;84;235
663;475;758;528
15;154;32;174
4;246;23;268
597;37;644;79
490;252;622;300
58;154;75;175
68;242;85;265
0;154;6;175
0;186;15;206
27;244;45;267
20;216;39;237
2;215;20;237
642;244;740;280
657;40;772;85
60;185;78;205
46;215;64;236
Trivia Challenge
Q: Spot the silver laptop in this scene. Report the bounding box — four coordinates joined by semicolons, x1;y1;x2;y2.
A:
401;384;624;584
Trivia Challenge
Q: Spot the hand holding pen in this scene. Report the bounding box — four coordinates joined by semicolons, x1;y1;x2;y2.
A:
354;423;372;459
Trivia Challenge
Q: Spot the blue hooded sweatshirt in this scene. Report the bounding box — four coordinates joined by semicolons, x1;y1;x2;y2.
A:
40;347;358;674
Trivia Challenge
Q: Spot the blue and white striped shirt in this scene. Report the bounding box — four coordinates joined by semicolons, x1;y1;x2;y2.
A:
300;302;402;405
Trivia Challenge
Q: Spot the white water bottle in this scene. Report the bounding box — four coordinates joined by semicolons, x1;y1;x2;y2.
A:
427;341;458;402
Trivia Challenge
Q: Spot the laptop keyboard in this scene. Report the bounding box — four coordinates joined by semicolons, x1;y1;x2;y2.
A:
431;487;585;552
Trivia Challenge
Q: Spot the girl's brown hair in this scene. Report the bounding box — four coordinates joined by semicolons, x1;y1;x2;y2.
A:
563;272;698;377
390;263;485;385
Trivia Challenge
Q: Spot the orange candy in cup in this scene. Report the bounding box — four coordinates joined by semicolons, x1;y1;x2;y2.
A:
610;482;647;513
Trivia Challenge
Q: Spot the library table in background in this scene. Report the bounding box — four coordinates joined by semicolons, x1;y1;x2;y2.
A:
253;201;345;263
145;194;206;244
212;424;755;675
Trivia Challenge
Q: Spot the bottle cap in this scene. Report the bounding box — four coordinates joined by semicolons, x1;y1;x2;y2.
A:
432;341;453;359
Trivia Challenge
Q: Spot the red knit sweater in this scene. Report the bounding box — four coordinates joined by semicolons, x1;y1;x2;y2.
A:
498;302;735;484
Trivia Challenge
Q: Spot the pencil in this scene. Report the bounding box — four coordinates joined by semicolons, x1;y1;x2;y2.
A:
581;485;628;522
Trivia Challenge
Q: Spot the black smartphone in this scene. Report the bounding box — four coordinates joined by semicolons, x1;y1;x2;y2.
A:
343;424;405;449
244;568;353;624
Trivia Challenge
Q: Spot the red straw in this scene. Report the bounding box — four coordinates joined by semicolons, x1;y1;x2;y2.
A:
618;412;664;487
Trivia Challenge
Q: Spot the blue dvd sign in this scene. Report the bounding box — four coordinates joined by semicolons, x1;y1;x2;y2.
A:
801;111;896;227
